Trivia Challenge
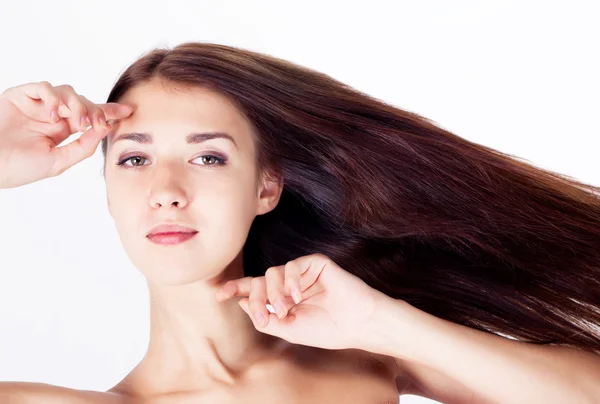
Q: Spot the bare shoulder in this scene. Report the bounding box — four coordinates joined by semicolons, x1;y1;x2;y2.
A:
0;382;125;403
0;351;402;404
260;345;400;403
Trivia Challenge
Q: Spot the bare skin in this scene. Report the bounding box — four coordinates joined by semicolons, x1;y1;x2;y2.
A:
107;347;401;403
6;77;590;403
1;349;402;403
0;81;408;403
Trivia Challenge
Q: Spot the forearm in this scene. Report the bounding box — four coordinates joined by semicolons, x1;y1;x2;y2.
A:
360;294;600;404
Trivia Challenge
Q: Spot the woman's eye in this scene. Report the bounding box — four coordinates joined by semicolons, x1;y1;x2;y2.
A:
116;154;227;169
117;156;148;167
193;155;227;166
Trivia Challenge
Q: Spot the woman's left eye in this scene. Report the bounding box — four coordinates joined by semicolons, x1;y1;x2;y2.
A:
193;154;228;166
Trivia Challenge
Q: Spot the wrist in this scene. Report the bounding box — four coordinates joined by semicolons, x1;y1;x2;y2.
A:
354;292;422;358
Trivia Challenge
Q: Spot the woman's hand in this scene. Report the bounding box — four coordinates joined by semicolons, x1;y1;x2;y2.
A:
215;253;386;350
0;81;133;189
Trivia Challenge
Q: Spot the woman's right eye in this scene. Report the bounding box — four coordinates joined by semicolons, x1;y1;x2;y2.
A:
116;156;148;168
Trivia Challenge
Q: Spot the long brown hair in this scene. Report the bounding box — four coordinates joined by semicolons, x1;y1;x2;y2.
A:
101;42;600;353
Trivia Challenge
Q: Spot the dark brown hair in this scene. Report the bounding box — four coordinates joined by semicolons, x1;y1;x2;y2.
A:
101;42;600;353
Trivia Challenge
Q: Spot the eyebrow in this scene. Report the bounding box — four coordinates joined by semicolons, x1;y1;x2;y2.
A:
111;131;238;149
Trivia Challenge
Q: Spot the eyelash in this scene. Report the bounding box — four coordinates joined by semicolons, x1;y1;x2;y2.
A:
115;154;228;170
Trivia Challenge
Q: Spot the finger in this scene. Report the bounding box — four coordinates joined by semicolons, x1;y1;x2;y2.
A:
265;266;288;319
99;102;134;122
24;81;62;122
248;277;270;328
238;298;251;315
90;102;133;135
53;85;89;134
287;254;330;297
239;297;297;340
5;81;62;123
215;277;253;301
239;298;276;327
79;96;110;132
49;121;113;177
284;260;304;304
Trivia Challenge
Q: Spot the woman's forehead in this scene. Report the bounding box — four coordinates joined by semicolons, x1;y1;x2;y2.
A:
107;82;255;150
118;81;243;119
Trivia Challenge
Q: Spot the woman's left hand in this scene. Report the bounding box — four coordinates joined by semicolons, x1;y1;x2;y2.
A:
215;253;384;350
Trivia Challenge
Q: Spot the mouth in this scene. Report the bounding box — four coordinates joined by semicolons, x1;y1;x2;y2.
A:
146;231;198;246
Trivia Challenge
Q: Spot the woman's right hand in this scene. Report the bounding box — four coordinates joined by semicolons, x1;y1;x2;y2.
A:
0;81;133;189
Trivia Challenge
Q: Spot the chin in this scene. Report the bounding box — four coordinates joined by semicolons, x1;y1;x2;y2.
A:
143;269;208;286
140;259;223;287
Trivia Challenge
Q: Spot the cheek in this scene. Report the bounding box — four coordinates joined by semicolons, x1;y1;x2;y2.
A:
204;171;258;214
205;185;256;229
106;187;145;237
200;183;258;249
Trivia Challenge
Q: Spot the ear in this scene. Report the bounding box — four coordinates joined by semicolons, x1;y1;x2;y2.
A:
256;170;284;216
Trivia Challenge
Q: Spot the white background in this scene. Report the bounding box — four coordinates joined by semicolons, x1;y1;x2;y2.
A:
0;1;598;403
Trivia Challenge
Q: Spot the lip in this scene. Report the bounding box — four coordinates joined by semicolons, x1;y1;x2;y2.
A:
147;232;198;246
147;223;198;237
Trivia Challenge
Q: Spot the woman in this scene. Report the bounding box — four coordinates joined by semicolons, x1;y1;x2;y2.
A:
1;42;599;403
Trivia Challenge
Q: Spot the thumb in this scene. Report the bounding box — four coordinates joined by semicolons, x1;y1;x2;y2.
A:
238;298;289;338
100;102;133;121
50;123;111;176
238;298;251;316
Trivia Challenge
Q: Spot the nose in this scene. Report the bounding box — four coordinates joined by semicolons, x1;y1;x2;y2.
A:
150;193;188;209
148;165;189;209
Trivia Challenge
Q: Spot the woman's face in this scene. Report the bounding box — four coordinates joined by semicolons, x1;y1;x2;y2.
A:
104;79;281;285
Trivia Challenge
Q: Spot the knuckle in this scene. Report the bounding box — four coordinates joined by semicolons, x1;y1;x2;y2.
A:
265;267;278;276
76;102;87;114
55;84;74;92
49;161;64;178
314;253;330;261
79;96;93;108
37;82;60;104
92;109;105;121
48;97;61;108
221;281;235;293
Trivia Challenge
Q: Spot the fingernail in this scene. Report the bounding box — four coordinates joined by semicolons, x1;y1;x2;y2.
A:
274;302;285;319
254;312;266;327
292;289;302;304
80;115;88;131
50;109;58;122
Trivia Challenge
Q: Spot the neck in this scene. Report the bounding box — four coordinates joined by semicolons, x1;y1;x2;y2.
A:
113;253;288;397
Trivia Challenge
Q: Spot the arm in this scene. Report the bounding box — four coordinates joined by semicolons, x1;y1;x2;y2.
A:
0;382;116;403
359;294;600;404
